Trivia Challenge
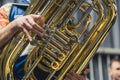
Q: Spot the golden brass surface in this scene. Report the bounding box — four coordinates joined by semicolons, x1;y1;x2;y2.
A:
0;0;117;80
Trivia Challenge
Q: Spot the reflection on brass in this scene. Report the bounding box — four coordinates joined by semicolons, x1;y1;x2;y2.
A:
0;0;117;80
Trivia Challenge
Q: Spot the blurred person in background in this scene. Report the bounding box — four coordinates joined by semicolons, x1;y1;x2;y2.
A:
109;57;120;80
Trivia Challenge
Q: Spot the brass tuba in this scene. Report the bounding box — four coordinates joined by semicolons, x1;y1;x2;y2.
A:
0;0;117;80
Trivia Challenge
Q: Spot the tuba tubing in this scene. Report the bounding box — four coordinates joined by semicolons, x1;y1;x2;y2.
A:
0;0;117;80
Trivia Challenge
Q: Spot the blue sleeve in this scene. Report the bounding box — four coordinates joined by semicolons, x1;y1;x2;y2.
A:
13;55;27;79
9;4;28;22
19;0;30;4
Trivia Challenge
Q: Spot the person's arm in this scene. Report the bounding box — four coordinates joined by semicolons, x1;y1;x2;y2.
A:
0;14;45;48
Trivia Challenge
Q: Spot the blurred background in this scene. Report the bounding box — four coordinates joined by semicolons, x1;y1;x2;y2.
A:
0;0;120;80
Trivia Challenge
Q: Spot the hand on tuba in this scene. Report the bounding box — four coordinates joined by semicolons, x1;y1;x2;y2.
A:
0;14;45;48
65;68;89;80
13;14;45;41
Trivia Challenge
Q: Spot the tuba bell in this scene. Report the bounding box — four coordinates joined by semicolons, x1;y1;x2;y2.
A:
0;0;117;80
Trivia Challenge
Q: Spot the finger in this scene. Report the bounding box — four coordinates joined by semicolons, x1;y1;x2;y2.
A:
32;28;43;37
83;68;89;75
23;20;33;31
33;23;45;33
69;72;81;78
23;21;43;38
81;68;89;75
31;14;45;27
26;17;45;33
69;72;86;80
36;16;45;27
65;77;71;80
23;18;44;38
23;28;32;42
66;73;78;80
77;75;86;80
